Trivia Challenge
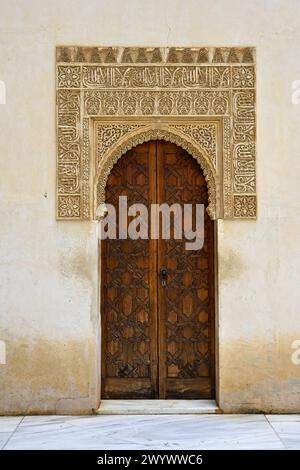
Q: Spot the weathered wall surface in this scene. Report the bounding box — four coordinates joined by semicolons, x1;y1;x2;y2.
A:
0;0;300;413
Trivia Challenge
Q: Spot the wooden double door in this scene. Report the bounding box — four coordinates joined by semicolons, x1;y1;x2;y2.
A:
101;141;215;399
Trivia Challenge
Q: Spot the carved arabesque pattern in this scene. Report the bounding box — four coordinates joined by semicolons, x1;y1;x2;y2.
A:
97;124;142;167
95;127;218;220
56;46;256;220
84;90;230;116
170;124;217;167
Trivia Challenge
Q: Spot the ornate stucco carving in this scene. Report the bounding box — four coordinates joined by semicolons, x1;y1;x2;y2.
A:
56;46;256;220
95;124;218;219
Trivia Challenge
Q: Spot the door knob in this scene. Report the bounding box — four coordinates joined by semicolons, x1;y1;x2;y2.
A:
160;268;169;278
160;268;169;287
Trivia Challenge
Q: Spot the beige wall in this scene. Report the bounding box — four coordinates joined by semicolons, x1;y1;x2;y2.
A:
1;0;300;414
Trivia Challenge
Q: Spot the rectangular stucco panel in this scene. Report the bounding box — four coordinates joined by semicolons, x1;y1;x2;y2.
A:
56;47;256;221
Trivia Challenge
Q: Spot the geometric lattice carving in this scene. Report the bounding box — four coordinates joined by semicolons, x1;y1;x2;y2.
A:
56;46;256;220
102;146;153;392
160;148;213;382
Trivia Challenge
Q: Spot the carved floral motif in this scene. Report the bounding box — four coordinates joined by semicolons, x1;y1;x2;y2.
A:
58;195;81;218
233;195;256;218
232;66;255;88
58;66;81;88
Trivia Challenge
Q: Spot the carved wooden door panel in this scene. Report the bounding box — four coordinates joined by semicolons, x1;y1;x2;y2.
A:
101;142;158;398
101;141;215;399
156;141;215;398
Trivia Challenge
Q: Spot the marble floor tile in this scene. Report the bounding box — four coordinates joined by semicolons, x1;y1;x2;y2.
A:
0;416;23;433
266;415;300;449
13;415;78;432
266;414;300;422
2;414;286;450
0;433;12;450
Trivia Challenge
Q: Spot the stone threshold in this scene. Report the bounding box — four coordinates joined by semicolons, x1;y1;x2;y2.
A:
96;399;219;415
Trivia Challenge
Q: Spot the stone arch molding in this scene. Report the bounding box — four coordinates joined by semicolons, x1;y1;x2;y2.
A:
94;125;218;220
56;46;257;220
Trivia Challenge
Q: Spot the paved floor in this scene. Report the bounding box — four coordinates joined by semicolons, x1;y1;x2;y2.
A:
0;414;300;450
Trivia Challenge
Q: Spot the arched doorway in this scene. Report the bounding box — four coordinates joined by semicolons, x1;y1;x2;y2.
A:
101;140;215;399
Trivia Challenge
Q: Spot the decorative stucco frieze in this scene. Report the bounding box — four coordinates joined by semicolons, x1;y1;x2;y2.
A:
56;46;254;65
56;46;256;220
83;90;230;116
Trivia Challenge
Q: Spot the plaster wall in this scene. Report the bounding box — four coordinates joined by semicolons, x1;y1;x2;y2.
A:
0;0;300;413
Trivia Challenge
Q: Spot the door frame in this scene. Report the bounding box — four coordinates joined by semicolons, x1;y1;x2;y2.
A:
97;140;219;403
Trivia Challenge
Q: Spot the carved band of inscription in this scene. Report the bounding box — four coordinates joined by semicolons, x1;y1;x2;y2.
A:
57;89;81;218
81;66;232;89
232;90;256;195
